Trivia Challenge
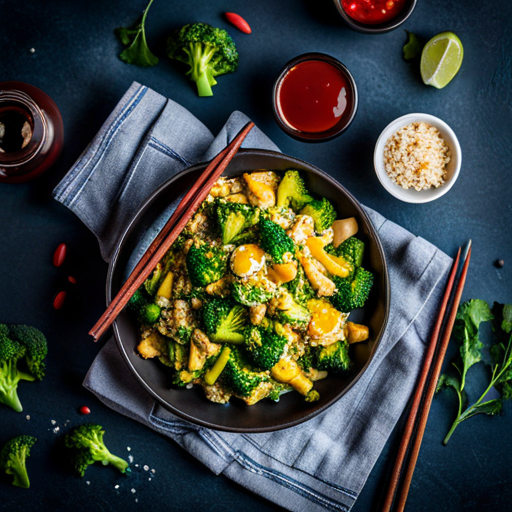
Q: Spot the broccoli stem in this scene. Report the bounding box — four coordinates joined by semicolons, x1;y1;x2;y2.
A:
0;361;35;412
8;457;30;488
0;387;23;413
196;72;213;97
104;452;130;474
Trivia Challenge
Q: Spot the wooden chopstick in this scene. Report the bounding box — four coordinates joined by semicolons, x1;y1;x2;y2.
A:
381;243;472;512
89;121;255;341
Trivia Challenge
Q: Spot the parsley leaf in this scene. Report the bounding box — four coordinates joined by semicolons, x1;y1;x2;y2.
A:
403;31;422;61
115;0;158;67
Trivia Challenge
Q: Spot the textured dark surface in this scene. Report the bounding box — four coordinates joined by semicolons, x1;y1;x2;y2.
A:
0;0;511;511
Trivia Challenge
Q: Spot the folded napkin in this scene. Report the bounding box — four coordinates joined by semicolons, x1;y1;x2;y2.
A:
53;82;452;512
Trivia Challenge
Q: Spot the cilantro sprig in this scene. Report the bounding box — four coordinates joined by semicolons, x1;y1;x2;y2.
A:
115;0;158;67
437;300;512;444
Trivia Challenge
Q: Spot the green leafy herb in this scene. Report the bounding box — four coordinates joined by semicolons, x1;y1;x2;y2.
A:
115;0;158;67
403;31;422;61
437;301;512;444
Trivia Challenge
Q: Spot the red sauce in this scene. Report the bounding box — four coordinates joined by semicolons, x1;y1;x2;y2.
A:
341;0;406;25
277;60;351;134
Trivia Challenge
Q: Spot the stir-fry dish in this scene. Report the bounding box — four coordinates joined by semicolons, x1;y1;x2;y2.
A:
129;170;374;405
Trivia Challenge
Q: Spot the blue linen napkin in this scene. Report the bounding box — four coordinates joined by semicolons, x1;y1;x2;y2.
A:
53;82;452;512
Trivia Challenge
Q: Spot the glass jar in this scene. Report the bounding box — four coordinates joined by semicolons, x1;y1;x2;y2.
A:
0;81;64;183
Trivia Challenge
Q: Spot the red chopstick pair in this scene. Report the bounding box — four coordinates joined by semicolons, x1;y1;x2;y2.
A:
89;122;255;341
381;242;472;512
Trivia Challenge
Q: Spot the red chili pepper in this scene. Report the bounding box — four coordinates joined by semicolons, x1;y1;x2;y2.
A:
68;275;77;285
79;406;91;415
225;12;251;34
53;243;67;267
53;290;67;310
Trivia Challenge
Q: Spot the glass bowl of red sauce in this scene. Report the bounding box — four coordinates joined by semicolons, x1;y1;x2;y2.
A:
272;53;358;143
334;0;417;34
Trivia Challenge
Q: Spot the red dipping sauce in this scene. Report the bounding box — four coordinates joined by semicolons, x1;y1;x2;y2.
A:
341;0;406;25
277;60;352;134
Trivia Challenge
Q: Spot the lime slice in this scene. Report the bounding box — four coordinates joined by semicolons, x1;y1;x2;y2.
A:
420;32;464;89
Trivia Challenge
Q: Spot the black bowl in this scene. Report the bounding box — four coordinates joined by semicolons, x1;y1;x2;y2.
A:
108;149;390;433
333;0;417;34
272;53;358;143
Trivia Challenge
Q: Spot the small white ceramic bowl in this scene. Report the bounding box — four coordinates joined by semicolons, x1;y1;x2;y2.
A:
374;113;462;204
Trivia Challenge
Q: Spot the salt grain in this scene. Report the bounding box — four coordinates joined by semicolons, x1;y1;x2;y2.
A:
26;415;30;420
53;427;60;434
86;481;90;485
29;48;35;54
131;488;136;494
51;420;56;425
127;446;131;451
115;485;120;489
151;469;156;474
128;455;134;463
143;465;149;471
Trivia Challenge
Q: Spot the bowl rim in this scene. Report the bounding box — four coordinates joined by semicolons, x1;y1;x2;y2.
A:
107;148;390;433
271;52;359;143
373;113;462;204
332;0;418;34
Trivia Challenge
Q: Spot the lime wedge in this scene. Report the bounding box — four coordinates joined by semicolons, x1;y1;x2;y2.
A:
420;32;464;89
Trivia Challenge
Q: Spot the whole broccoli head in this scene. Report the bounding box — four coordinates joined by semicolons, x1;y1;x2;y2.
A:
186;243;228;287
167;23;239;97
65;424;130;477
284;263;315;305
231;279;275;307
300;198;337;233
202;298;247;344
1;435;36;488
221;346;268;399
244;325;288;371
327;237;365;269
331;267;374;312
315;341;352;374
0;326;36;412
8;324;48;381
217;200;260;245
258;218;295;264
276;170;313;211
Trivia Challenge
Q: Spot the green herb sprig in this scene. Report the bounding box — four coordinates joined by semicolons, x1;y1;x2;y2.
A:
115;0;158;67
437;300;512;444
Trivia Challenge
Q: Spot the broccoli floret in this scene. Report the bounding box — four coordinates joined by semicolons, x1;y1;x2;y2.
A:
327;237;365;269
331;267;374;312
300;198;337;233
284;263;315;305
297;345;315;373
244;325;288;371
140;303;161;324
8;324;47;381
202;298;247;343
1;435;36;488
268;380;292;402
128;288;147;311
259;218;295;264
276;170;313;211
221;347;267;398
315;341;352;374
231;279;275;307
271;289;311;329
172;369;203;387
0;327;36;412
127;289;161;325
186;243;228;287
167;23;239;97
217;200;260;245
65;424;130;477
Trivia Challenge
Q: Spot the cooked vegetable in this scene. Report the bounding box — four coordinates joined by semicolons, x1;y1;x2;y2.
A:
345;322;370;344
267;262;297;286
65;424;130;477
186;243;228;287
276;170;313;211
128;288;161;324
330;236;365;269
315;341;351;373
331;268;374;312
231;279;275;307
1;435;36;488
271;357;314;397
204;346;231;385
332;218;358;248
167;23;239;97
306;237;352;278
217;200;260;245
259;218;295;263
115;0;158;67
300;198;336;233
270;289;311;329
202;298;247;343
285;263;315;305
244;325;288;371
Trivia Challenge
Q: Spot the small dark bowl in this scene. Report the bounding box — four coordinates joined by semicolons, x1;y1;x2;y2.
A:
272;53;358;143
108;149;390;433
333;0;417;34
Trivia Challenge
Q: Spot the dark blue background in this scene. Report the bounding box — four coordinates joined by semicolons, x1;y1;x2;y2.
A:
1;0;511;510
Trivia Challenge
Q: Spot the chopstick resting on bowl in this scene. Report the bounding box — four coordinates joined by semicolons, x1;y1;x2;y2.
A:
381;241;472;512
89;122;255;341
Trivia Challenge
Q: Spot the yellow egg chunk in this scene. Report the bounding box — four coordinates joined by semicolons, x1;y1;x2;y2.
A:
267;262;297;285
307;299;343;338
230;244;266;278
306;237;351;278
